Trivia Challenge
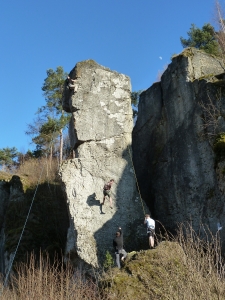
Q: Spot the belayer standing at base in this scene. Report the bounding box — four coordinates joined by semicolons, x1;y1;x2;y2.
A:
144;214;155;249
102;179;114;208
113;227;127;269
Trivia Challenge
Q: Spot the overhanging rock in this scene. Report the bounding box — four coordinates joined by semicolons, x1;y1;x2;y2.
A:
60;60;147;267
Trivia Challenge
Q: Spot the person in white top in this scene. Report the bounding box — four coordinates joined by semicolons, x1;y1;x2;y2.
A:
144;214;155;249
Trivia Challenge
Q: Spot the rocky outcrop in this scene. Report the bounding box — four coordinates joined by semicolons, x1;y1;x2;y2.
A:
0;181;10;229
60;60;147;268
133;48;225;236
100;239;223;299
0;176;70;276
101;242;187;300
0;176;25;274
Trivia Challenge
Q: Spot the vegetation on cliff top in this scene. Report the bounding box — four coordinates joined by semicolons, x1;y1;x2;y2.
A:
180;23;221;56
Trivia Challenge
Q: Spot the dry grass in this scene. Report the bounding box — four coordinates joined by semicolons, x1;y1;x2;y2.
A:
101;223;225;300
15;157;59;187
0;221;224;300
153;222;225;299
0;254;106;300
172;223;225;299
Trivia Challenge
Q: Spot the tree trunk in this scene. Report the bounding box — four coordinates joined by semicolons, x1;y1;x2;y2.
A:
59;128;63;165
49;145;52;167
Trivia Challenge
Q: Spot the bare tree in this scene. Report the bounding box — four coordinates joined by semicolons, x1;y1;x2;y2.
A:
199;91;222;142
155;64;168;82
214;1;225;59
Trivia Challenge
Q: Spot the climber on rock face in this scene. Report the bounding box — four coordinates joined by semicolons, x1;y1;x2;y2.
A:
113;227;127;269
144;214;155;249
102;179;114;208
66;76;78;93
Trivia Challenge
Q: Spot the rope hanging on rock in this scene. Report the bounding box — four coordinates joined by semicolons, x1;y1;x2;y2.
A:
2;124;59;290
126;138;146;216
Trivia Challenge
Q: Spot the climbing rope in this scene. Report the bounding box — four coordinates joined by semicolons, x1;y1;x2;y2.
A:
3;165;45;288
126;136;146;216
2;125;58;289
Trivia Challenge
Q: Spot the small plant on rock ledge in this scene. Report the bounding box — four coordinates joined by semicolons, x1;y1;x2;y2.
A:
103;250;114;270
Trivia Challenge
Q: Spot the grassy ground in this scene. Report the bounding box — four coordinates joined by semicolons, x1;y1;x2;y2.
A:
100;224;225;300
1;224;225;299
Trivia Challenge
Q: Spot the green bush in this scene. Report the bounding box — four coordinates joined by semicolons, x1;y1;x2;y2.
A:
103;251;114;270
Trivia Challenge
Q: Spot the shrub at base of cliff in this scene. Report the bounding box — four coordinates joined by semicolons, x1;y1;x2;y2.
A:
100;241;225;300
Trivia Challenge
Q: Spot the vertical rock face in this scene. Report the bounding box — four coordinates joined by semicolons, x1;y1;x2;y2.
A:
0;181;10;229
133;48;225;236
60;60;146;267
0;176;25;275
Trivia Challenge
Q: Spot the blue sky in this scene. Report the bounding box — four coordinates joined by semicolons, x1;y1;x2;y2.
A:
0;0;217;153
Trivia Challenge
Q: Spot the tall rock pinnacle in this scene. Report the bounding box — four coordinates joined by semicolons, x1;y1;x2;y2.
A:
60;60;146;267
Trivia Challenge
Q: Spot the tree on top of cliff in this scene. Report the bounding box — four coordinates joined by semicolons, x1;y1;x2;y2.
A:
26;67;70;163
41;67;66;114
180;23;221;56
0;147;19;169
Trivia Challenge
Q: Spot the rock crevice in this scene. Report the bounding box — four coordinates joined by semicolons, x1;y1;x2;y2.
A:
133;48;225;236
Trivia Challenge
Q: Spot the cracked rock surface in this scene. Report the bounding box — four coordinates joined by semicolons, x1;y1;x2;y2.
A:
60;60;147;268
133;47;225;238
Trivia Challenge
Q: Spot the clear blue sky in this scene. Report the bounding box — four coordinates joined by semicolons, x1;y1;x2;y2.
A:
0;0;217;153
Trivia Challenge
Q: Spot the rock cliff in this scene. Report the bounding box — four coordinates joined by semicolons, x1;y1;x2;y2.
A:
133;48;225;237
60;60;147;268
0;176;26;275
0;174;69;276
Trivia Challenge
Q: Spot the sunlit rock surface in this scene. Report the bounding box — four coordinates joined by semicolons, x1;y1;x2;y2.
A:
133;47;225;236
60;60;147;267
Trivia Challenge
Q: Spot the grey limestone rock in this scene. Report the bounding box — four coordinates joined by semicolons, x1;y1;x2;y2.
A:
133;47;225;237
60;60;147;268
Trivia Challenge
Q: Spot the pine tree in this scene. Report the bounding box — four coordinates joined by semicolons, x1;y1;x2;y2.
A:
26;66;69;163
180;23;221;56
131;90;142;118
0;147;19;169
41;66;69;164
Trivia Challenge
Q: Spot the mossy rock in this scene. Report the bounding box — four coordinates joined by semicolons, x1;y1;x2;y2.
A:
73;59;112;78
100;242;188;300
181;47;195;58
74;59;98;77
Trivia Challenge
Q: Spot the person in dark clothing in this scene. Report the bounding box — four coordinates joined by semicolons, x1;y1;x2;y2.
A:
102;179;114;208
66;76;79;93
113;227;127;268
